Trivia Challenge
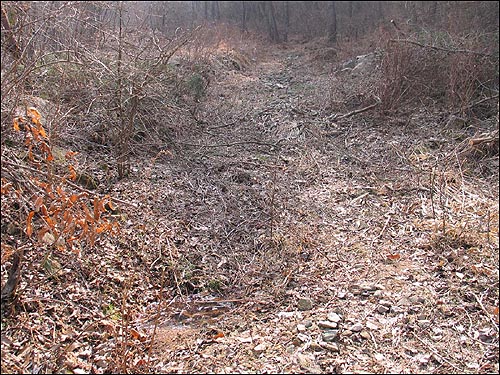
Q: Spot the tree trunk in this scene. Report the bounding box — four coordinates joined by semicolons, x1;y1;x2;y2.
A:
283;1;290;42
1;6;22;60
267;1;280;42
241;1;247;32
328;1;337;43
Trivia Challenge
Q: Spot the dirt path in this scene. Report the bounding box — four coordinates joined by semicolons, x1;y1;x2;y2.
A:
116;43;498;373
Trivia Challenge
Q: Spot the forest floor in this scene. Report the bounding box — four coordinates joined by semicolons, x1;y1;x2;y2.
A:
2;40;499;374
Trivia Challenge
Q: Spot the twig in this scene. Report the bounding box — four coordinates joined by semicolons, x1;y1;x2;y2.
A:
411;332;465;372
333;101;380;120
1;159;137;208
147;267;166;367
389;39;494;57
471;292;499;332
370;215;391;248
454;94;499;116
176;138;285;148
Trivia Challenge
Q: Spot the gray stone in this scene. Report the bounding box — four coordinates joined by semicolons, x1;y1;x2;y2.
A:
297;333;310;343
318;320;337;329
409;295;425;304
417;320;431;329
379;299;392;307
322;330;339;342
309;342;323;351
298;298;313;311
327;312;342;323
320;342;339;352
391;306;404;314
350;323;364;332
377;305;390;314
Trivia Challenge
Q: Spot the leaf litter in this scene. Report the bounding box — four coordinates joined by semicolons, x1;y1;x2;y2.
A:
1;40;499;374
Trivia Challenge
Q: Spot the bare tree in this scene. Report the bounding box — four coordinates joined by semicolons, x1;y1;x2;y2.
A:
328;1;337;43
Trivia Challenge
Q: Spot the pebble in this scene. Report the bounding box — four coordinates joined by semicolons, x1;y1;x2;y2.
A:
327;312;342;323
304;320;313;328
365;320;379;330
297;324;307;332
309;342;323;351
409;295;425;304
322;330;339;342
298;298;313;311
318;320;337;329
379;299;392;307
341;330;353;337
350;323;364;332
377;305;390;314
297;333;310;343
319;342;339;352
391;306;404;314
253;343;267;353
361;283;378;291
360;331;371;340
417;319;431;328
337;291;347;299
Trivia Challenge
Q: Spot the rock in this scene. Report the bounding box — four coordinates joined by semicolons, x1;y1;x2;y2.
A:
321;330;339;342
379;299;392;307
409;295;425;304
377;305;390;314
341;330;353;337
417;320;431;329
365;320;379;330
297;298;313;311
350;323;363;332
349;285;362;295
360;283;378;291
309;342;323;351
478;330;494;344
319;341;339;352
253;343;267;353
327;312;342;323
360;331;371;340
337;290;347;299
373;290;384;297
304;320;313;328
297;324;307;332
318;320;337;329
297;333;310;343
296;353;321;373
391;306;404;314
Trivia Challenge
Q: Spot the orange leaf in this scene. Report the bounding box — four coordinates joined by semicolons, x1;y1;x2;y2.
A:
46;216;55;228
93;197;100;221
27;107;41;125
96;223;110;233
129;328;145;341
34;196;44;211
65;151;78;160
26;211;35;237
494;306;499;316
13;117;21;131
38;125;47;138
70;194;79;203
213;331;225;339
387;253;401;261
68;166;77;181
82;203;93;223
